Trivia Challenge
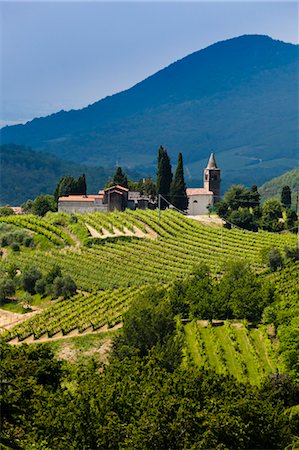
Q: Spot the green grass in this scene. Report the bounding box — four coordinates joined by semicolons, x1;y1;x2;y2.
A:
0;301;31;314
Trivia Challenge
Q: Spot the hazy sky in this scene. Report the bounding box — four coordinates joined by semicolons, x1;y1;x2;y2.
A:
0;1;298;126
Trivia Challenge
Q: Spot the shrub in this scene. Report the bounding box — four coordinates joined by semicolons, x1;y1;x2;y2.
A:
11;243;20;252
22;266;43;294
0;278;15;302
268;248;284;272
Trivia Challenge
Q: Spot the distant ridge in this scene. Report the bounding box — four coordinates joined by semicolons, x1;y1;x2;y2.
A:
259;168;299;206
1;34;298;190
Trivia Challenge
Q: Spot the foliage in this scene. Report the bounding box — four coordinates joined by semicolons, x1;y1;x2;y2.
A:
156;146;173;209
52;275;77;299
259;168;299;208
21;265;43;294
54;174;87;202
0;277;15;302
0;144;113;206
216;184;260;231
105;167;129;189
170;152;188;211
0;206;15;217
23;195;57;217
281;185;292;209
259;199;283;232
168;261;274;323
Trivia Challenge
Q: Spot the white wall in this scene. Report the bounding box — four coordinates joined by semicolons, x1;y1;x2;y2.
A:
58;202;108;214
187;194;213;215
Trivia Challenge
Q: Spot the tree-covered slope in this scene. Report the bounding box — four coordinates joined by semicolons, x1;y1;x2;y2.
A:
1;35;298;189
259;168;299;205
0;144;123;205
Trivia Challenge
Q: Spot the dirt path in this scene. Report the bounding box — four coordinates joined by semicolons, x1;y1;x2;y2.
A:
0;309;39;332
9;322;123;345
188;215;224;226
85;223;157;240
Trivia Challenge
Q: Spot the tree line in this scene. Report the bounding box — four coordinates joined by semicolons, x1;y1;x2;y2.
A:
216;184;298;232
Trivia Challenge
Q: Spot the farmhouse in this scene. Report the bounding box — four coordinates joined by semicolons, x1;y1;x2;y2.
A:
186;152;221;215
58;152;221;215
58;185;156;214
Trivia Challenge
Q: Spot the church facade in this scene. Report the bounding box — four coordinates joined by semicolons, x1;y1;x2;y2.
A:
186;152;221;216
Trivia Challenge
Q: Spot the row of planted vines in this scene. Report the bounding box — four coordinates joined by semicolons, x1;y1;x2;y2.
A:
3;286;149;343
0;210;297;345
184;320;280;384
2;210;296;293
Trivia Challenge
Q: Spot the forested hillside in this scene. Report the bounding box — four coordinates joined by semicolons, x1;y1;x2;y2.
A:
0;210;298;448
0;144;141;205
259;167;299;206
1;35;298;189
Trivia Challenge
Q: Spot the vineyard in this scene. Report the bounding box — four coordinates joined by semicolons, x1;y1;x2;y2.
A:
2;286;149;343
0;210;297;348
1;210;296;292
184;320;279;384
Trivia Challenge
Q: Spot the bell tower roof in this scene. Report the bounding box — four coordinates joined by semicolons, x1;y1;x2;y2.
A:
206;152;218;169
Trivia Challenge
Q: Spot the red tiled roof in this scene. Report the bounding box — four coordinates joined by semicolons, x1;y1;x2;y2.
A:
186;188;213;196
58;195;103;202
104;185;129;192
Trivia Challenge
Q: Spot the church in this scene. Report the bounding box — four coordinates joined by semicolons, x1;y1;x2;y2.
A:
58;152;221;216
186;152;221;215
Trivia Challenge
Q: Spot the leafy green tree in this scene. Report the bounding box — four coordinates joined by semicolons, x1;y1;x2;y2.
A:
31;195;57;217
45;264;62;285
54;174;87;201
156;146;173;209
111;167;128;188
281;185;292;208
284;207;298;231
267;248;284;271
21;266;43;294
54;175;78;202
115;286;175;357
35;278;46;296
170;153;188;210
52;275;77;299
0;278;15;302
143;176;157;200
228;208;257;231
284;246;299;262
259;199;283;232
215;261;272;322
216;185;260;229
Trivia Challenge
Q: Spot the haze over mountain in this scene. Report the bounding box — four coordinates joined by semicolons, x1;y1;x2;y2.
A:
1;34;298;190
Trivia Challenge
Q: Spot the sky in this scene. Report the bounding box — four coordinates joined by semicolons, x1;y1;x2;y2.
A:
0;1;298;127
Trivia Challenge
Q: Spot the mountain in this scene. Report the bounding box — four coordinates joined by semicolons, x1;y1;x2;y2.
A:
0;144;121;205
1;35;298;190
259;167;299;207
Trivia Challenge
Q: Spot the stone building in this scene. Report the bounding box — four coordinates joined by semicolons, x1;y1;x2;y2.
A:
58;194;107;214
187;152;221;216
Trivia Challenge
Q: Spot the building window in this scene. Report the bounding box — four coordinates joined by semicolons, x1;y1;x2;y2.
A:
193;200;198;203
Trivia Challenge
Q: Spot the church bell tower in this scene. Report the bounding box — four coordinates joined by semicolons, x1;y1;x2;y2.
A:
204;152;221;202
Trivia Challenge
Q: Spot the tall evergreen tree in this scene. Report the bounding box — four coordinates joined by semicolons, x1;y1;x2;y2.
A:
156;146;172;209
170;153;188;210
281;185;292;208
112;167;128;189
77;174;87;195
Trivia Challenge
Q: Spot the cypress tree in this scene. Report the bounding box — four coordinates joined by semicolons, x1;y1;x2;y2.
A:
112;167;128;189
77;174;87;195
170;153;188;210
281;185;292;209
156;146;172;209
